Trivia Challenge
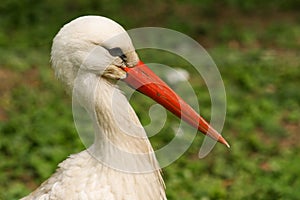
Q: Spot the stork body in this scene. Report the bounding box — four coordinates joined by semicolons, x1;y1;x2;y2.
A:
23;77;166;199
24;151;165;200
22;16;229;200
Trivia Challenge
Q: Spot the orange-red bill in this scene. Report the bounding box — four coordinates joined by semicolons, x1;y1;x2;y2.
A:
123;61;230;148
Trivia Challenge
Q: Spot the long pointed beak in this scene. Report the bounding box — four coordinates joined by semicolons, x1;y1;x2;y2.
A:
123;61;230;148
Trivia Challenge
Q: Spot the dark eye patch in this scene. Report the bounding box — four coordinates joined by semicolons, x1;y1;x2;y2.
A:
107;47;127;61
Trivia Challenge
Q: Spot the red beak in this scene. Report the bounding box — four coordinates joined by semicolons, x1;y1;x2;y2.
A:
123;61;230;148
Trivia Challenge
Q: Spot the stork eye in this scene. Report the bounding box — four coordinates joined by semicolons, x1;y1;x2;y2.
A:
107;47;127;62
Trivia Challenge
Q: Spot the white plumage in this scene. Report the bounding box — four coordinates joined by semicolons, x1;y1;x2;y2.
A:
22;16;166;200
22;15;229;200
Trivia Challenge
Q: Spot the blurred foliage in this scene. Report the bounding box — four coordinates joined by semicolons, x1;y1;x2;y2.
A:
0;0;300;199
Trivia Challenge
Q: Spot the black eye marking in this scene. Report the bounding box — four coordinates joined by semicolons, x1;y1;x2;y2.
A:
107;47;127;61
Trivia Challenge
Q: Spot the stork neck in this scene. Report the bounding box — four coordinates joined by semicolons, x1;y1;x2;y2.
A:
73;73;160;173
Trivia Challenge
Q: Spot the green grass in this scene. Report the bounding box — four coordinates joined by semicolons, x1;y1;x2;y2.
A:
1;1;300;199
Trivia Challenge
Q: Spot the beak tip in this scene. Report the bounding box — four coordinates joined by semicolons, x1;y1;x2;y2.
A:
219;136;230;148
225;142;230;148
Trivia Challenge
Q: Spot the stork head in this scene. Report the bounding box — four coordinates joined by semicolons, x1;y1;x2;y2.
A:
51;15;139;90
51;15;229;148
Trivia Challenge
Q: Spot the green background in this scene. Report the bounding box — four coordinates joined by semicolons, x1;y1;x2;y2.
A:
0;0;300;199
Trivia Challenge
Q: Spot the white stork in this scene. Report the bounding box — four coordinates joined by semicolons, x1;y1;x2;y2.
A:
22;16;229;200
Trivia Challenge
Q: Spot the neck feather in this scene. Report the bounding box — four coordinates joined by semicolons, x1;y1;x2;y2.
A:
73;72;161;173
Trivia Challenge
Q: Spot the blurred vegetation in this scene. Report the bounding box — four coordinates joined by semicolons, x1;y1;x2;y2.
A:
1;0;300;199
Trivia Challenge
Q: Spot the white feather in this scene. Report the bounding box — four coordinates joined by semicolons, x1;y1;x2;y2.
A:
22;16;166;200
